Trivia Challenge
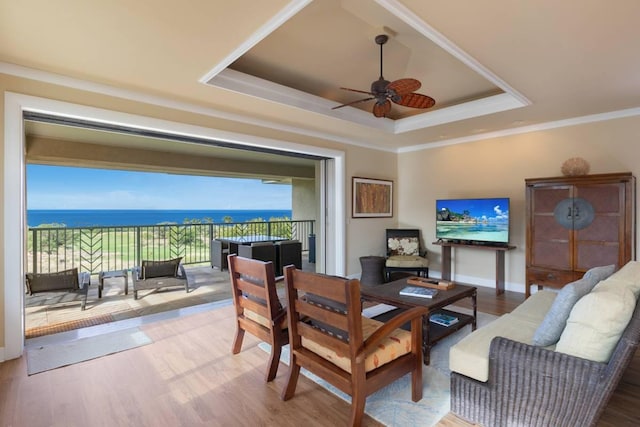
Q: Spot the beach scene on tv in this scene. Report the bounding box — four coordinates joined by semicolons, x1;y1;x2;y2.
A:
436;198;510;244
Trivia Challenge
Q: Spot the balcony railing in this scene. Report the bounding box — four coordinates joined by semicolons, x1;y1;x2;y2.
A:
28;220;315;274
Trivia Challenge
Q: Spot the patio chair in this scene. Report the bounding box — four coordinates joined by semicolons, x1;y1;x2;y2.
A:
237;242;277;266
132;257;189;300
281;266;427;426
25;268;91;310
211;239;230;271
275;239;302;276
228;254;289;382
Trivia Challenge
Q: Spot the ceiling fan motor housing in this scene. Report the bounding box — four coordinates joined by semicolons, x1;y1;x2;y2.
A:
371;77;390;95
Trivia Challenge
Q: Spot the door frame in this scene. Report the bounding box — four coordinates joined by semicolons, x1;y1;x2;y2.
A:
3;92;346;360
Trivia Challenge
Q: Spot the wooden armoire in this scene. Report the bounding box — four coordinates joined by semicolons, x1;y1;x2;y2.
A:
525;172;635;297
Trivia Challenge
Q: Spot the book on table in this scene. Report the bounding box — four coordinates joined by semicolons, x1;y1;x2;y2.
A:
399;286;438;299
429;312;459;327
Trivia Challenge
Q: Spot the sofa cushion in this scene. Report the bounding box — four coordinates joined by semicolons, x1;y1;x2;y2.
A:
450;290;556;382
531;264;617;347
302;316;412;373
555;286;635;362
509;290;557;324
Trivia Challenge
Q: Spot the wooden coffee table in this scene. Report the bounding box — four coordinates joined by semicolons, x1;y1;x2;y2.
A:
360;278;477;365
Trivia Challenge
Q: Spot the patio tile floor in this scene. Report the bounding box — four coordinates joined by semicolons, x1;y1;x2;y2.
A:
25;255;315;337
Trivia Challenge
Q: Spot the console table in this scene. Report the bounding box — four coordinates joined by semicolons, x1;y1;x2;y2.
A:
433;241;515;295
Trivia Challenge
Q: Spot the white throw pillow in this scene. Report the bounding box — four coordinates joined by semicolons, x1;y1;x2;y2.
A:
555;286;635;362
594;261;640;297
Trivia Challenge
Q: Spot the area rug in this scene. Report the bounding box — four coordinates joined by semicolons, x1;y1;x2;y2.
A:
26;327;153;375
259;307;497;427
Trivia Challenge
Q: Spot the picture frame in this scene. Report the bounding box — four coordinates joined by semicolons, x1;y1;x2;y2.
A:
352;177;393;218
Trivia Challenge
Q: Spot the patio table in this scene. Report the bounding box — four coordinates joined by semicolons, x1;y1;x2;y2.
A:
98;269;129;298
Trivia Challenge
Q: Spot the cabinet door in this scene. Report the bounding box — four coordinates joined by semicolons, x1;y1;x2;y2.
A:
529;185;572;270
574;182;626;270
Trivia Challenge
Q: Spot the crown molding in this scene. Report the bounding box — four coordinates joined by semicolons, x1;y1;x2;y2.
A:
398;106;640;153
0;61;396;152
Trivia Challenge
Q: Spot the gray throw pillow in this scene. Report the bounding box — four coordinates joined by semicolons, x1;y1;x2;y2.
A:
583;264;616;283
532;264;617;346
532;278;594;346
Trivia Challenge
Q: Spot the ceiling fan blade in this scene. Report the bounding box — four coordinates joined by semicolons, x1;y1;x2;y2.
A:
331;96;375;110
394;93;436;109
339;87;374;95
372;100;391;118
387;78;421;96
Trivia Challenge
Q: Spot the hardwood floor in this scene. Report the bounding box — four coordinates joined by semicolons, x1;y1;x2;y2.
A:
1;286;639;426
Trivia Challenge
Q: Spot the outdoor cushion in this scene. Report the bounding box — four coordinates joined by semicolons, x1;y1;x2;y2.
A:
302;316;412;373
556;285;636;362
26;268;82;293
142;257;182;279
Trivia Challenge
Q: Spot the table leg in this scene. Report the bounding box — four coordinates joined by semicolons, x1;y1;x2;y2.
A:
124;270;129;295
98;273;104;298
422;314;431;365
472;289;477;331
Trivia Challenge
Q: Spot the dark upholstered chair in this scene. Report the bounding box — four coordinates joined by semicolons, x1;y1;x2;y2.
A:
275;239;302;276
211;239;230;271
132;257;189;300
450;296;640;427
228;254;289;382
25;268;91;310
385;229;429;280
238;242;276;266
281;267;427;426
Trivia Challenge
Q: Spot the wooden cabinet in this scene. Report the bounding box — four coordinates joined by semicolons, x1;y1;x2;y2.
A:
525;172;635;297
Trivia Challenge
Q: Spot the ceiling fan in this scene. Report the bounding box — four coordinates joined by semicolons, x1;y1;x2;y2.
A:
332;34;436;118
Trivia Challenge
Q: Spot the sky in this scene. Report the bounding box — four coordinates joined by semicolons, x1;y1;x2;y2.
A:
27;165;292;210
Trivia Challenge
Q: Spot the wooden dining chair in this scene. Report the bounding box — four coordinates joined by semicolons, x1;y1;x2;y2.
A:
228;254;289;382
280;266;427;426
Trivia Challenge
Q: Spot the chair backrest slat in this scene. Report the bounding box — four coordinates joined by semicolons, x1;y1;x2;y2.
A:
296;299;349;332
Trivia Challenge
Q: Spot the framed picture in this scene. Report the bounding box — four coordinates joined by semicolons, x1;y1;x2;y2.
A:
352;177;393;218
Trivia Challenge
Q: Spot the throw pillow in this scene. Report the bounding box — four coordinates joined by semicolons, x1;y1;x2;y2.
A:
555;286;635;362
531;278;596;346
142;257;182;279
532;264;619;346
582;264;616;283
387;237;419;256
593;261;640;298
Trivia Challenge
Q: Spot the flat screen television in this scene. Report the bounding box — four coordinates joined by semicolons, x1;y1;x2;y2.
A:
436;197;510;245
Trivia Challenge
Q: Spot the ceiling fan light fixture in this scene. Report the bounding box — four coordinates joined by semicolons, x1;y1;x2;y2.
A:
331;34;436;118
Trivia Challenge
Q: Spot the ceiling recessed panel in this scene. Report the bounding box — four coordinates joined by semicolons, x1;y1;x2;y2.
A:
204;0;528;132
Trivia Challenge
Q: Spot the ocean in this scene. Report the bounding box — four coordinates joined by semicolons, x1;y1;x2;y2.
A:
27;209;293;227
